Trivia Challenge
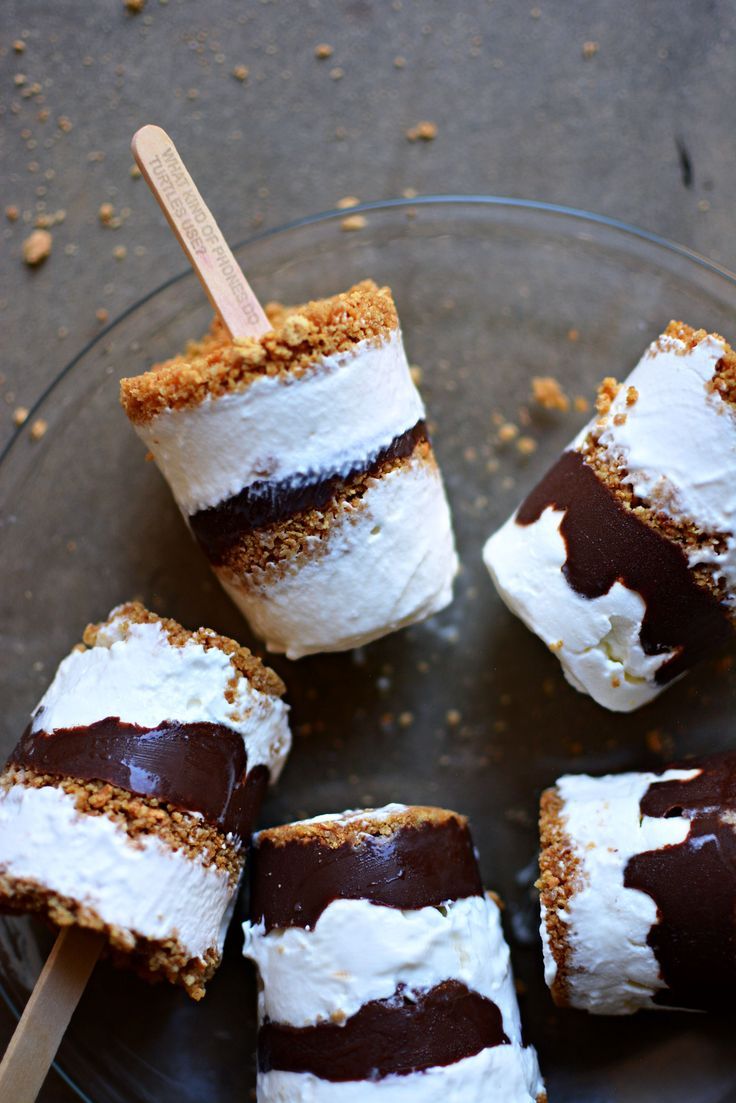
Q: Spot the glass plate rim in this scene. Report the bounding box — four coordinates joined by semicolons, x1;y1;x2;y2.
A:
3;192;736;1101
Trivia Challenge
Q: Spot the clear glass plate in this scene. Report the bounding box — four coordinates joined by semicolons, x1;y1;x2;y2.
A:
2;198;736;1103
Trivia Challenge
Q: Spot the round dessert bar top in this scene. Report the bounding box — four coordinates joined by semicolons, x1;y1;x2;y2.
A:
119;280;399;424
85;601;285;698
256;804;469;850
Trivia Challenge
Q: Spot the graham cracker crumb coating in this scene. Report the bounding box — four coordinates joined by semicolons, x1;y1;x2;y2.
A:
2;767;244;882
664;320;736;408
537;787;581;1008
119;280;398;423
258;805;468;850
84;600;285;697
217;440;436;578
0;872;219;1000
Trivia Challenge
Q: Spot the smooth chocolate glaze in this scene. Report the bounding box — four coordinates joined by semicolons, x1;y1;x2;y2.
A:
10;718;268;840
258;980;509;1081
190;419;428;563
625;752;736;1010
516;449;732;684
250;817;483;931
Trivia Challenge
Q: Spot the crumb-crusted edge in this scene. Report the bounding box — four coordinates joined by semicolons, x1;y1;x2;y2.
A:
536;786;583;1009
663;320;736;407
83;600;285;697
256;805;468;850
119;280;398;423
2;767;245;883
215;438;436;579
0;872;220;1000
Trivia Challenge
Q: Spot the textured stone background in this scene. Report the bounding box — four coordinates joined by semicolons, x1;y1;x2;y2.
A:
1;0;735;1098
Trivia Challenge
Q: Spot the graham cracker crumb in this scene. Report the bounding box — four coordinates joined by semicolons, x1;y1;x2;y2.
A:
314;43;334;59
582;40;599;59
98;202;114;224
120;281;398;424
595;376;620;420
406;120;438;141
340;214;366;232
532;376;570;412
626;386;638;406
573;395;589;413
22;229;52;266
30;417;48;440
537;787;581;1007
5;205;19;222
259;805;467;849
337;196;360;209
12;406;28;427
517;435;537;455
83;601;285;697
232;65;249;81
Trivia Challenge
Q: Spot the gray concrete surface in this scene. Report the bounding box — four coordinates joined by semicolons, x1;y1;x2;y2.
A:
1;1;735;1099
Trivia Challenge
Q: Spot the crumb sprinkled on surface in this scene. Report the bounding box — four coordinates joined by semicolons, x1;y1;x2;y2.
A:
314;43;334;58
12;407;28;427
582;40;599;58
22;228;52;266
340;213;366;231
337;195;360;208
532;376;570;411
406;120;437;141
30;417;48;440
232;65;249;81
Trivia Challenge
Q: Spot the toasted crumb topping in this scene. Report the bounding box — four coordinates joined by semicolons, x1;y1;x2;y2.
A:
119;280;398;424
536;787;581;1007
531;376;570;412
83;601;284;697
258;804;467;849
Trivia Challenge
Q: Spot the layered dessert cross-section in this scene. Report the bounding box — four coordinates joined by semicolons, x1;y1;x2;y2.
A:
538;751;736;1014
243;804;546;1102
484;323;736;711
120;281;458;659
0;602;291;999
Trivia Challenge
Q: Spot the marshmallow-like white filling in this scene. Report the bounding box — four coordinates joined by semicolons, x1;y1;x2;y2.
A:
221;458;457;659
0;783;235;959
136;330;425;516
544;768;698;1014
484;506;668;712
257;1046;546;1103
32;614;291;779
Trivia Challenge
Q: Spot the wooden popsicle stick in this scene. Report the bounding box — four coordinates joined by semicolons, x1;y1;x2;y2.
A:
131;124;270;339
0;926;104;1103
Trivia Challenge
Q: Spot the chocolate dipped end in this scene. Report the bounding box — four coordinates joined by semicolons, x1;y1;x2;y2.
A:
10;719;269;841
259;979;509;1082
625;751;736;1010
250;808;483;931
517;450;733;684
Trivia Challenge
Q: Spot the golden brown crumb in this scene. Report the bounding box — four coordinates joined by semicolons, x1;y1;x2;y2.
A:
517;435;537;455
96;307;109;323
531;376;570;412
30;417;48;440
402;186;418;199
406;120;438;142
497;422;519;444
98;202;114;224
582;40;599;58
232;65;249;81
337;196;360;209
613;412;627;426
567;327;579;342
573;395;589;413
57;115;73;132
595;376;620;418
5;205;19;222
22;229;52;266
340;214;366;231
12;406;28;427
394;55;407;68
113;244;127;260
626;386;638;406
259;805;468;849
120;281;398;423
13;39;26;53
536;787;580;1006
130;163;141;178
124;0;146;11
84;600;285;697
446;708;461;727
314;43;334;59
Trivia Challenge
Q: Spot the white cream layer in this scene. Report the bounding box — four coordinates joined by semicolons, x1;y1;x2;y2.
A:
484;506;668;711
136;330;426;516
32;612;291;780
257;1045;545;1103
544;767;699;1015
221;458;458;659
243;895;524;1036
0;782;235;960
595;333;736;595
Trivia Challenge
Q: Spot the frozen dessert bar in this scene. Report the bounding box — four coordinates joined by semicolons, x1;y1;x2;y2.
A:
484;323;736;711
120;281;458;659
539;752;736;1014
243;804;546;1102
0;602;291;999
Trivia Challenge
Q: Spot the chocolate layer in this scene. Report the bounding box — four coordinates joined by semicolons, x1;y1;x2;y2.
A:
258;980;508;1081
625;752;736;1010
517;449;733;684
190;419;428;564
10;718;268;840
250;817;483;931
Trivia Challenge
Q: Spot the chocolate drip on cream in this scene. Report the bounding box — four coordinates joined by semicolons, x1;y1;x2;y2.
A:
10;719;268;840
516;449;732;684
250;818;483;932
258;980;509;1081
190;419;428;564
625;752;736;1010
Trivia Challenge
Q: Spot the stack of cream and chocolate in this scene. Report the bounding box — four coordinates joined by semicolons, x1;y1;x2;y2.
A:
539;751;736;1014
243;804;545;1102
484;322;736;711
120;282;458;659
0;602;291;999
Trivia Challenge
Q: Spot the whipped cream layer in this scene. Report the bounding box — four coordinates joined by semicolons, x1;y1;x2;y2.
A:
33;610;291;779
542;768;697;1014
0;782;234;960
221;458;457;659
135;330;425;516
257;1045;546;1103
